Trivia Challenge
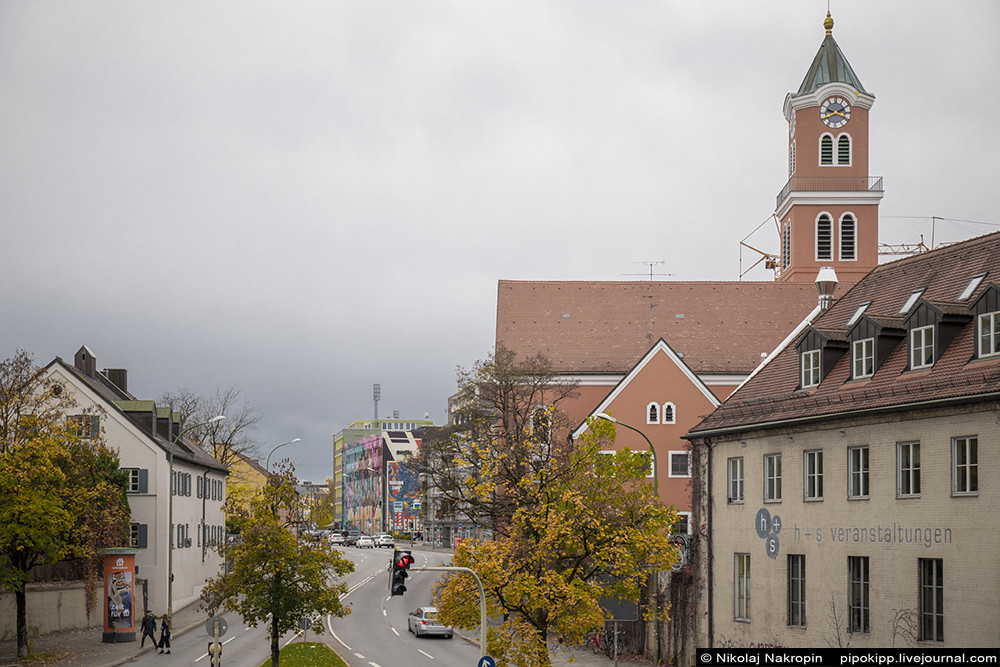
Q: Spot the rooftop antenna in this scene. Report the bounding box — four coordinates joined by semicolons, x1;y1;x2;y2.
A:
623;260;674;341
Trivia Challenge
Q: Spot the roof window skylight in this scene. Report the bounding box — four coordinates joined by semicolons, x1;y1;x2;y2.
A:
958;273;987;301
899;289;925;315
846;301;872;328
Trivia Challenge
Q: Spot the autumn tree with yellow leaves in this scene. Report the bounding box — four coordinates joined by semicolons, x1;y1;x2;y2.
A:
417;348;679;667
200;465;354;667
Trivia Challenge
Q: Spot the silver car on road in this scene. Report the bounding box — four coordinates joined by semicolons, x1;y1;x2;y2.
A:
407;606;453;638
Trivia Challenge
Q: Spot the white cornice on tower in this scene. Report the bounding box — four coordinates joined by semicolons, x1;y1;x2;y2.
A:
784;83;875;122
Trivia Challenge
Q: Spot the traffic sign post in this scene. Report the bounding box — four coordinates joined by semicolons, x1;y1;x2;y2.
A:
205;615;227;667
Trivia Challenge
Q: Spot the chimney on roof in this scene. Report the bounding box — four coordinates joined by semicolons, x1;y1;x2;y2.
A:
104;368;128;393
74;346;96;378
816;267;839;311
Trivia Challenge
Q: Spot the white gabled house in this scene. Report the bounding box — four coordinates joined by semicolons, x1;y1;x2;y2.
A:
43;346;228;617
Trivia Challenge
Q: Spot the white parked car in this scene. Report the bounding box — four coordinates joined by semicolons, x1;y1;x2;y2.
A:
329;532;344;546
374;533;395;548
356;534;374;548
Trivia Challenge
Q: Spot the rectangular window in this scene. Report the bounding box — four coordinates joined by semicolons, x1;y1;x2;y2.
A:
788;554;805;627
919;559;944;642
804;450;823;500
853;338;874;379
764;453;782;502
898;441;921;497
728;457;744;504
123;468;141;493
67;414;100;439
952;436;978;495
129;523;148;549
735;553;751;621
911;326;935;369
669;451;691;478
848;446;869;499
673;512;690;535
848;556;870;634
801;350;821;388
978;312;1000;358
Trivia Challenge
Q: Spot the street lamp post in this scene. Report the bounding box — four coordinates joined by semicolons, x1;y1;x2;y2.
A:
168;414;224;619
595;413;658;494
595;412;661;665
265;438;302;471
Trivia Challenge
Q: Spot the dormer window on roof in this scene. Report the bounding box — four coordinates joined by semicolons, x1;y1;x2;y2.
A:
846;313;904;380
910;326;934;370
797;327;847;390
969;282;1000;359
899;289;925;315
959;273;987;301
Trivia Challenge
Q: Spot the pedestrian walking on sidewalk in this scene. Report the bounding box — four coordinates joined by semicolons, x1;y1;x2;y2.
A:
140;611;158;648
157;614;172;654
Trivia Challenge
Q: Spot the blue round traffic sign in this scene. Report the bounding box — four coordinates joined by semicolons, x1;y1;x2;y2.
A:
478;656;497;667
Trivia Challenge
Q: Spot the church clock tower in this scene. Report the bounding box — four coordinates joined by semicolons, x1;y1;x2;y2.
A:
778;13;883;284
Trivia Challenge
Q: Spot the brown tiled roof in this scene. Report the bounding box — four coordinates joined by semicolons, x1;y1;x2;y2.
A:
688;231;1000;436
496;280;821;375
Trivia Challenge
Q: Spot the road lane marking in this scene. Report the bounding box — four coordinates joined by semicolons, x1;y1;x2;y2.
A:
391;627;399;636
354;652;365;659
369;662;381;667
419;649;434;659
332;630;350;650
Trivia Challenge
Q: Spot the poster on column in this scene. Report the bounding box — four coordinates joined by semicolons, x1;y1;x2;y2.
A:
102;550;137;642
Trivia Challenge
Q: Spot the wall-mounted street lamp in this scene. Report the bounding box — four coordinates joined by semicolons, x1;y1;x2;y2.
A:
595;413;658;494
168;414;225;618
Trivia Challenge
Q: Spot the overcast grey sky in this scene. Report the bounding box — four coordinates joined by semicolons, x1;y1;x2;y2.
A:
2;1;998;483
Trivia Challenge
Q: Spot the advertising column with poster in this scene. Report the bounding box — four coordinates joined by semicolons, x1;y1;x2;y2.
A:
102;548;139;642
386;461;420;533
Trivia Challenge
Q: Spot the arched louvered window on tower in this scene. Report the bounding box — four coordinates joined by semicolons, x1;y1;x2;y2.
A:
820;135;834;165
838;134;851;165
816;214;833;261
782;220;791;269
789;140;796;176
840;214;856;260
647;402;660;424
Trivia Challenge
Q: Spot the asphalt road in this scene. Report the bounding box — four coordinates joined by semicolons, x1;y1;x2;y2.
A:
124;544;479;667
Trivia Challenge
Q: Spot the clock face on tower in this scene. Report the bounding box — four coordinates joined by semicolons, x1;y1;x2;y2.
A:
820;96;851;128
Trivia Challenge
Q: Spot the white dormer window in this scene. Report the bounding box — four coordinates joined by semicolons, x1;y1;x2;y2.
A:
899;289;925;315
801;350;821;388
647;402;660;424
662;402;676;424
853;338;875;379
911;326;935;369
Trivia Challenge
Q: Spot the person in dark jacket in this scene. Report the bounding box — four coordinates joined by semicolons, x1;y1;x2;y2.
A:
140;610;158;647
157;614;172;654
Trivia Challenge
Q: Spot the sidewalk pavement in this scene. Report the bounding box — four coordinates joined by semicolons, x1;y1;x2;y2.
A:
0;599;209;667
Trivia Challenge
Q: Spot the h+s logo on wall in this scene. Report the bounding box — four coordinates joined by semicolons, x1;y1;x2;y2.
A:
755;507;781;559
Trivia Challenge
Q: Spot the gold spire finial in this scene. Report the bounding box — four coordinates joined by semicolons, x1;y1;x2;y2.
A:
824;12;834;36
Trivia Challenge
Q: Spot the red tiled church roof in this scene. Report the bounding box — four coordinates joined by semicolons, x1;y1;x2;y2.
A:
689;231;1000;435
496;280;822;375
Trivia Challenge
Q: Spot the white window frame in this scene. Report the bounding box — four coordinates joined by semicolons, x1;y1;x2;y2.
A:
674;512;692;535
804;450;823;501
952;436;978;496
735;553;751;621
897;441;921;497
819;133;834;166
852;338;874;379
815;213;833;261
662;402;676;424
763;453;782;502
911;325;935;369
727;457;744;504
668;450;691;478
919;558;944;642
839;212;856;260
849;556;870;634
646;402;660;425
801;349;821;388
978;311;1000;358
123;468;141;493
847;446;869;499
788;554;806;627
836;133;852;166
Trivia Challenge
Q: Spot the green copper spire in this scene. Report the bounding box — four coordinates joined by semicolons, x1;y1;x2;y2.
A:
794;12;869;97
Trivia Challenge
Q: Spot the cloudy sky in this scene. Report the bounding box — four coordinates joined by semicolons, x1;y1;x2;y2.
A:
2;1;998;483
